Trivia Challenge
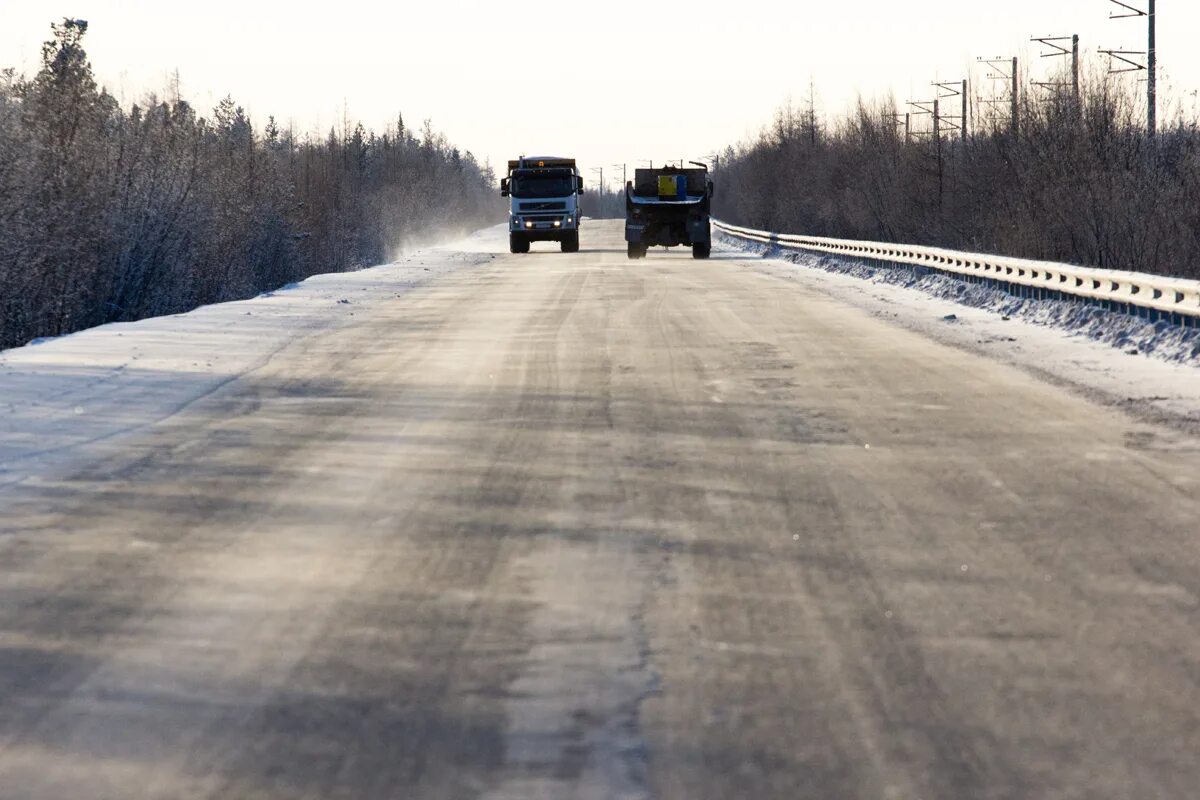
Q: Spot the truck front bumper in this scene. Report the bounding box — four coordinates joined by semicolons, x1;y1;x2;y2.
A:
511;216;578;234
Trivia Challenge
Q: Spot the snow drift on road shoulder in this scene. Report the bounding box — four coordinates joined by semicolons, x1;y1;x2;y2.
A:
0;243;494;491
716;231;1200;430
717;232;1200;366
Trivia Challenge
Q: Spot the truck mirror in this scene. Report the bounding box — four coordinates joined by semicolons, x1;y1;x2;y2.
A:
576;176;584;190
708;181;715;199
500;178;509;197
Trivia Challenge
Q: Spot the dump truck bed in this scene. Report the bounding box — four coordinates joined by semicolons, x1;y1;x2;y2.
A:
630;168;709;198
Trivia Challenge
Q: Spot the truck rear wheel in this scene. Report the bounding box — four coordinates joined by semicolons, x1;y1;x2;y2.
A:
509;233;529;254
692;242;711;260
560;232;579;253
627;243;644;260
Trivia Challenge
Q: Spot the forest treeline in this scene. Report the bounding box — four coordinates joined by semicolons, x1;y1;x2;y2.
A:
0;19;499;350
580;188;626;219
714;67;1200;280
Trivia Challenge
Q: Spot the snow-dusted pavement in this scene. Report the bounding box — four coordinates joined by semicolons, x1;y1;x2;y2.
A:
715;231;1200;429
0;220;1198;799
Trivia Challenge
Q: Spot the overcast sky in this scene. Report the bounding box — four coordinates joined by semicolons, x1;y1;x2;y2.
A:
3;1;1198;190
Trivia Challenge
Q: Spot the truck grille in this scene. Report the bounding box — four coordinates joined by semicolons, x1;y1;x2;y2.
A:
519;202;567;211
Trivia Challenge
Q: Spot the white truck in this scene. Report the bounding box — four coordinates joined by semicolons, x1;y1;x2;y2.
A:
500;156;584;253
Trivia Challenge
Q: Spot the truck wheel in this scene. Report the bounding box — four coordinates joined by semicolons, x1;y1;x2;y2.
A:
509;233;529;254
692;243;711;260
560;232;579;253
627;243;643;260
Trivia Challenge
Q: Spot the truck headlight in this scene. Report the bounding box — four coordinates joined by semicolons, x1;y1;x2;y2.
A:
525;221;534;229
553;220;561;227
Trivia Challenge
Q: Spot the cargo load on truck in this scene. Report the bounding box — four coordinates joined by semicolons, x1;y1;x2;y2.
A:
624;164;714;260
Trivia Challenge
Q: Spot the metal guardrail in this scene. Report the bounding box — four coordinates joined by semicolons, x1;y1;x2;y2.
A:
714;220;1200;323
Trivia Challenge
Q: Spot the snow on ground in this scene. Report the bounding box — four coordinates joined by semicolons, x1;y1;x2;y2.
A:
0;226;503;491
715;232;1200;433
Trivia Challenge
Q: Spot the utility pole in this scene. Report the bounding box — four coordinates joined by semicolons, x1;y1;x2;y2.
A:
1080;33;1089;104
1031;35;1080;106
934;97;943;204
884;111;910;143
1103;0;1156;137
591;166;604;203
1012;57;1020;137
1149;0;1156;137
808;78;818;145
963;79;969;140
906;96;943;203
934;80;967;142
977;56;1019;135
907;98;936;139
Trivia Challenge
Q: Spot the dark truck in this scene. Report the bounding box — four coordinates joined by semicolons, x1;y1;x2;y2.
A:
624;164;714;260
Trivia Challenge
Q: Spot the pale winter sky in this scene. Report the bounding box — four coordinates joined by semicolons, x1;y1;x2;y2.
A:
3;1;1198;191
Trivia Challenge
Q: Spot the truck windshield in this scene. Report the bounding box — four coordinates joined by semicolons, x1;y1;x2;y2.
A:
511;172;575;198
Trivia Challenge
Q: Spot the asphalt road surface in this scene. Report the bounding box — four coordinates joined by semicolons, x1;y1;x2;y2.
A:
1;220;1198;799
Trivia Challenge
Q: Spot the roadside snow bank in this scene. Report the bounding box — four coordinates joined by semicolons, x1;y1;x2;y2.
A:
716;232;1200;366
715;231;1200;432
0;228;501;490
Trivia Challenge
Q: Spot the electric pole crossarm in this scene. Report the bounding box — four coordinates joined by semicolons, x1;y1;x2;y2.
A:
1031;36;1073;58
1108;0;1147;19
1029;33;1079;104
933;81;962;99
1100;50;1147;73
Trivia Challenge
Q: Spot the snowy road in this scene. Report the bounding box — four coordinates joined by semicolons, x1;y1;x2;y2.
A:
1;220;1199;799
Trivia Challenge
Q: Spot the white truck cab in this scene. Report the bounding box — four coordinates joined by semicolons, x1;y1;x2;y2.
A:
500;156;584;253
